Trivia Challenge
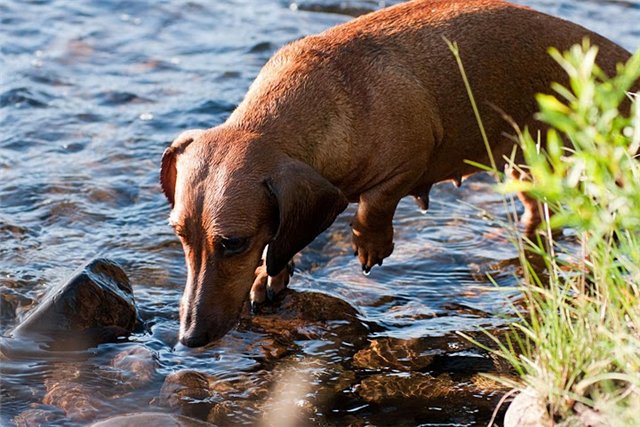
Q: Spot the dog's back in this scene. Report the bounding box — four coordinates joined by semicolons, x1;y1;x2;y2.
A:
229;0;633;190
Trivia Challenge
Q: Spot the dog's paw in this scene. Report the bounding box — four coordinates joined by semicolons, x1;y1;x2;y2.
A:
351;224;394;274
249;261;294;312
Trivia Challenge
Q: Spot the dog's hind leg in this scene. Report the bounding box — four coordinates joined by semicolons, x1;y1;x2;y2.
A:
506;164;544;238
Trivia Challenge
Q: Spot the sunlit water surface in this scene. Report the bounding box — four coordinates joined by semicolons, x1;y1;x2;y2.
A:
1;0;638;425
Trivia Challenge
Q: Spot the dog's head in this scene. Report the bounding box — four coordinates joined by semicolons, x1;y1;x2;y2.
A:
160;126;348;347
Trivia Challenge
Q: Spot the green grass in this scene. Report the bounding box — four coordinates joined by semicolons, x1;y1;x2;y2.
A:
450;40;640;425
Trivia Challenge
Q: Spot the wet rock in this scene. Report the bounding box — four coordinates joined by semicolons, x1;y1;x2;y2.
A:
11;259;139;350
91;412;213;427
246;290;368;347
503;387;551;427
110;345;158;390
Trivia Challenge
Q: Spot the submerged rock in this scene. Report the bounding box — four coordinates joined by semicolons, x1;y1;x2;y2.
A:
91;412;213;427
110;345;158;390
159;369;265;424
43;380;104;421
13;404;65;427
10;259;139;350
358;372;458;403
353;337;438;371
358;372;507;412
159;371;226;420
159;357;356;426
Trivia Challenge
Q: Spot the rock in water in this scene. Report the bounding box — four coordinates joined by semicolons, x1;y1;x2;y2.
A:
10;258;138;350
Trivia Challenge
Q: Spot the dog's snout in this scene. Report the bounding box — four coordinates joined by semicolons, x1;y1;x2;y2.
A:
179;298;237;347
180;330;210;348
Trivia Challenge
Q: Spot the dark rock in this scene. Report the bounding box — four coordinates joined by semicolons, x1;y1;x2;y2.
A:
91;412;213;427
10;259;139;350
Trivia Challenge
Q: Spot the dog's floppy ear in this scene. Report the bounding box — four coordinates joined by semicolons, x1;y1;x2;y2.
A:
265;158;349;276
160;130;203;207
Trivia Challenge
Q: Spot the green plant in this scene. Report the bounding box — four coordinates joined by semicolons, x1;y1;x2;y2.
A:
451;40;640;425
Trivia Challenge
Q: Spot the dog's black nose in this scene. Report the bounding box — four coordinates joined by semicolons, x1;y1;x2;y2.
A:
179;331;209;348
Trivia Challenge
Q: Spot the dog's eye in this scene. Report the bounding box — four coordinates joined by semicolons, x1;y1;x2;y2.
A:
219;237;250;256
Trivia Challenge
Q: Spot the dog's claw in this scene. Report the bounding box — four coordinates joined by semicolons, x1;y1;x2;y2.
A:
377;260;383;266
362;264;371;275
354;250;359;257
250;301;259;315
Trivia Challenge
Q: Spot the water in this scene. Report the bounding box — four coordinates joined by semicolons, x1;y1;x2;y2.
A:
1;0;638;425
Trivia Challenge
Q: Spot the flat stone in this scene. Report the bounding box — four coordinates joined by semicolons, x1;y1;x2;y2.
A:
10;259;138;350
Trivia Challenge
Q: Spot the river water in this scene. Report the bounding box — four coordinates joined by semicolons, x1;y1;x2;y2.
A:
1;1;638;426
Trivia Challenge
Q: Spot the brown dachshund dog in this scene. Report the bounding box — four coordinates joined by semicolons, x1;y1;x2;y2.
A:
161;0;632;347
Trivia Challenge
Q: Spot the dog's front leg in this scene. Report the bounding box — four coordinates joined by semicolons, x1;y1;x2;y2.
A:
249;260;294;309
351;173;415;273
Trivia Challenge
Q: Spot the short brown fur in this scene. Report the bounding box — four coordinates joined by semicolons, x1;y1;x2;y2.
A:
161;0;636;347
